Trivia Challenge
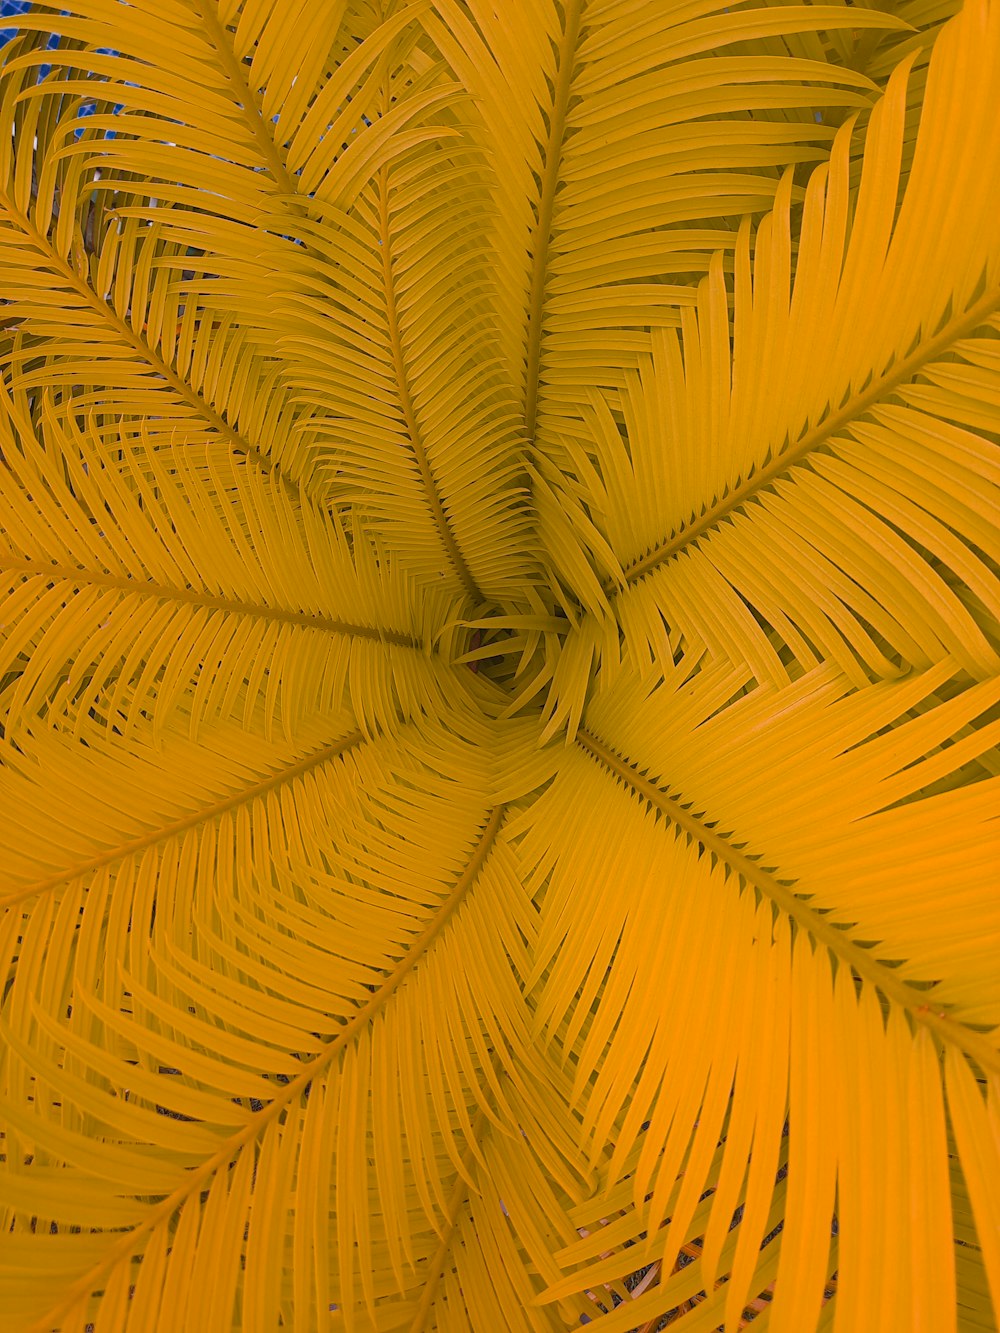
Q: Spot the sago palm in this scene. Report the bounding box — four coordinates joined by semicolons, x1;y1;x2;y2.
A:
1;0;998;1328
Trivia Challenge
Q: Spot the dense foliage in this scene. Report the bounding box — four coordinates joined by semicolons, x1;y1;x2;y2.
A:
1;0;999;1329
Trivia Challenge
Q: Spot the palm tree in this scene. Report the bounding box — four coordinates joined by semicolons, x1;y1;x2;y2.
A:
1;0;998;1328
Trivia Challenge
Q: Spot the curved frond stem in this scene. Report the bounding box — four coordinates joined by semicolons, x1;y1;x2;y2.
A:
1;558;420;645
0;190;315;509
623;282;1000;586
406;1106;490;1333
188;0;300;199
575;728;1000;1077
1;730;367;909
375;158;485;604
522;0;582;446
23;805;505;1333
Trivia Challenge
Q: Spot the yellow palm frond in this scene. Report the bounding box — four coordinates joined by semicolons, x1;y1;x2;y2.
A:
0;382;456;739
551;22;1000;689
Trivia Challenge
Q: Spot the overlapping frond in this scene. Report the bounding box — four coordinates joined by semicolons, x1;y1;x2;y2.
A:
253;111;535;599
0;378;457;741
557;3;1000;687
429;0;912;621
0;37;323;499
429;0;904;411
1;0;536;600
1;709;596;1329
506;654;999;1328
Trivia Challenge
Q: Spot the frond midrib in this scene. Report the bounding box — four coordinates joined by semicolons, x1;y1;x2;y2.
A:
621;282;1000;586
523;0;583;446
375;149;485;604
575;727;1000;1077
405;1108;489;1333
190;0;300;200
0;189;321;512
2;557;419;645
1;729;366;908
